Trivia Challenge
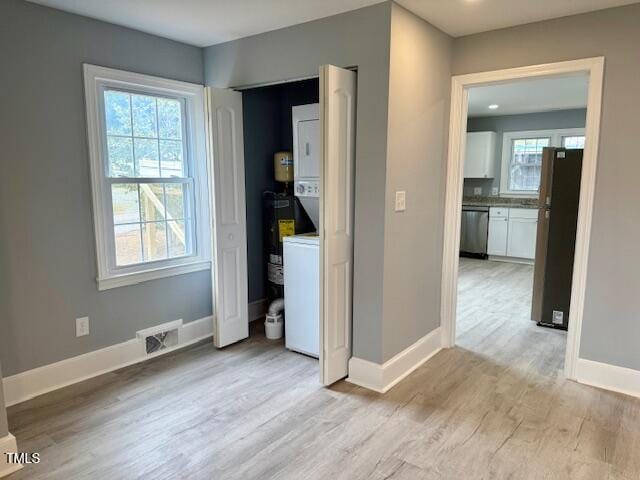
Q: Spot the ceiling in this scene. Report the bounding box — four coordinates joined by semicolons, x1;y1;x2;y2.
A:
27;0;640;47
467;74;589;117
398;0;639;38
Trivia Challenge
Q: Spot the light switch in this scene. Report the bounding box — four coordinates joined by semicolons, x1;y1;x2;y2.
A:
492;187;499;196
473;187;482;196
395;191;406;212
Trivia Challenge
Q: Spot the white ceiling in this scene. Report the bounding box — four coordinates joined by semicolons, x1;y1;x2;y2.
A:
398;0;640;38
27;0;640;47
467;74;589;117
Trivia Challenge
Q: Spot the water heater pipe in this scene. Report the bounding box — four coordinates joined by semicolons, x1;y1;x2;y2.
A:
267;298;285;316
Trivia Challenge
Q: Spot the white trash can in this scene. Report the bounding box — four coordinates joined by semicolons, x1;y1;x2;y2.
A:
265;313;284;340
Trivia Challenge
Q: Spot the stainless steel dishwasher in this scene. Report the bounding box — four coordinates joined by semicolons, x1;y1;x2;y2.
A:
460;205;489;258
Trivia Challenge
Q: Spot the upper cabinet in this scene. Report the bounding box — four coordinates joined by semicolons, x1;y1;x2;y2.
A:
464;131;497;179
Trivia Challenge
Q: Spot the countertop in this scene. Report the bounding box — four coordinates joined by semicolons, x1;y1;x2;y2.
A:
462;196;538;209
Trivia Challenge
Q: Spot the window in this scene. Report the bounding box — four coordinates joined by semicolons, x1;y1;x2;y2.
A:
84;65;210;290
508;137;550;192
500;128;585;196
562;135;586;149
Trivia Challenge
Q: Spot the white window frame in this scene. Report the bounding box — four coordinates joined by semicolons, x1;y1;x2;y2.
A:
500;128;585;197
84;64;210;290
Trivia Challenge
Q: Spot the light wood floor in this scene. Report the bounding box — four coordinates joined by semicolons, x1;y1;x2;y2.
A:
7;258;640;479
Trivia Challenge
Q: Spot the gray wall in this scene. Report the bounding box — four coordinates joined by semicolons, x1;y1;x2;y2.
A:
0;0;211;376
242;79;319;303
381;4;452;361
464;109;587;196
0;363;7;437
204;2;393;363
453;3;640;370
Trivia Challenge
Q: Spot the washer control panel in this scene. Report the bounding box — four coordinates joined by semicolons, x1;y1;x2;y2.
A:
294;180;319;197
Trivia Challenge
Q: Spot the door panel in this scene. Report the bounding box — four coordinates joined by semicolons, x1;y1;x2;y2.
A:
487;218;508;256
206;87;249;348
507;218;538;259
320;65;356;385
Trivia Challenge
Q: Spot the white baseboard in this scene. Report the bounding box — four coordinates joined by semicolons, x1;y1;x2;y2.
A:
488;255;534;265
0;434;22;478
574;358;640;399
3;316;214;407
347;327;443;393
249;298;269;322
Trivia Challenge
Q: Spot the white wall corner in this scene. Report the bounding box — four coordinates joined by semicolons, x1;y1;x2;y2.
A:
3;316;214;407
574;358;640;399
0;434;22;478
347;327;443;393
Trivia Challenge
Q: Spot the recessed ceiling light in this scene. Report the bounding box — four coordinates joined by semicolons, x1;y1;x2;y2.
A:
488;104;499;110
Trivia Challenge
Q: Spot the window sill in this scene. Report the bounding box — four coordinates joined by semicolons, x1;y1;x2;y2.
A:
97;260;211;291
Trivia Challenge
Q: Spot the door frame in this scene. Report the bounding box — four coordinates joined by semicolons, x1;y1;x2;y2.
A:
440;57;604;380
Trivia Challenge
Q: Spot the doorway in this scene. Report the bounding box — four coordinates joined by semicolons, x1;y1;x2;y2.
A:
206;65;357;385
441;58;604;380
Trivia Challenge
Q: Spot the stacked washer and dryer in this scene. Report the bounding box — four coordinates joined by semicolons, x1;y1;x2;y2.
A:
283;104;321;358
263;103;321;358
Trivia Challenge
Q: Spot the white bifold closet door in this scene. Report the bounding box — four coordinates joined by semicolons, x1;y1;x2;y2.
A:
319;65;356;385
206;87;249;348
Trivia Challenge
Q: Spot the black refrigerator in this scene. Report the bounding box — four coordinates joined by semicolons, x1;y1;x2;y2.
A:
531;147;582;330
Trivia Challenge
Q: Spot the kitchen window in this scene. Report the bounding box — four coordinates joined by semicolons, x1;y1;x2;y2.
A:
500;128;585;197
84;65;210;290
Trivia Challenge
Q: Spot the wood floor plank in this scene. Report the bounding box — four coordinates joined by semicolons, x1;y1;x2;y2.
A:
6;258;640;479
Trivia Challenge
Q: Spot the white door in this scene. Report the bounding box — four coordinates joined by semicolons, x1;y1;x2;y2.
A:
206;87;249;348
319;65;356;385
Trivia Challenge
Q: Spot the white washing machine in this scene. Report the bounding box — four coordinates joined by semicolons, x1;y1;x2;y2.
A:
283;234;319;358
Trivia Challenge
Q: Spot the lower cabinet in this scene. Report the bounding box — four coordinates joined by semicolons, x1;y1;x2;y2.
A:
506;218;537;259
487;217;508;256
488;207;537;260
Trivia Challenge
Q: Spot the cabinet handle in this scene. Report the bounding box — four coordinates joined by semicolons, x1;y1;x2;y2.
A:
305;143;310;156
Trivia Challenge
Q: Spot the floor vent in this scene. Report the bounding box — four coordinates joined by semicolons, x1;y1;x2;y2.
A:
136;320;183;356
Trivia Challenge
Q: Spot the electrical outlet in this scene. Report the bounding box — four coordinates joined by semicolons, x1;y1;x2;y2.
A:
492;187;499;196
395;191;406;212
76;317;90;337
473;187;482;196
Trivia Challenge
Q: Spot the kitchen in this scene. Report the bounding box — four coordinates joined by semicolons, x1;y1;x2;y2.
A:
456;74;588;348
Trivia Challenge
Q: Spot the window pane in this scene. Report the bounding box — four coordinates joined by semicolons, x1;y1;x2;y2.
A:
158;98;182;140
134;138;160;177
168;220;189;257
107;136;134;177
509;137;549;191
510;165;542;191
159;140;184;177
111;184;140;224
131;94;157;138
165;183;187;219
104;91;132;136
142;221;167;261
115;223;142;266
563;136;585;149
140;183;165;222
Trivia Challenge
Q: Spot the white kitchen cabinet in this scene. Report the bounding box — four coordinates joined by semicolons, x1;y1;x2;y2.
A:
487;207;538;260
487;216;508;256
487;207;509;257
506;209;538;259
464;132;497;179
